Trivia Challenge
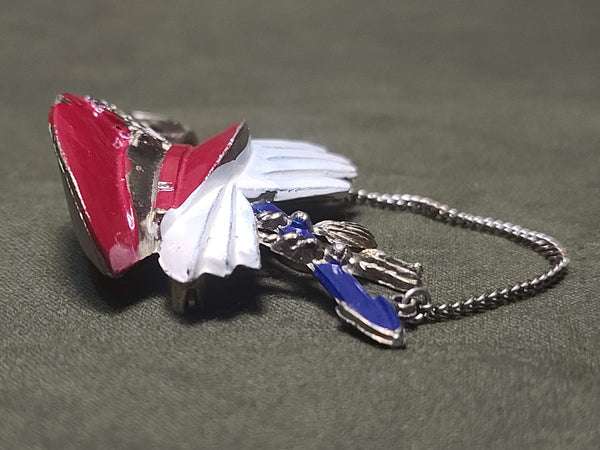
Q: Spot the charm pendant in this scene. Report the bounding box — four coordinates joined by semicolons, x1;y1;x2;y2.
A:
49;93;421;347
49;94;571;347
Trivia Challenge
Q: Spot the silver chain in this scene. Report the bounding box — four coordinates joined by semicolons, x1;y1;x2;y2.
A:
347;188;570;326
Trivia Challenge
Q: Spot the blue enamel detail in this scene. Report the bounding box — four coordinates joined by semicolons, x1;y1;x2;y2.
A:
279;217;314;239
251;202;281;214
313;262;401;332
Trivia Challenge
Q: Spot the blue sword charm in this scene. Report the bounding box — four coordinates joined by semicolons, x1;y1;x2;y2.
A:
252;202;423;347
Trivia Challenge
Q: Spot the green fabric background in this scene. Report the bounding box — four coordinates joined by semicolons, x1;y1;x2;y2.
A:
1;1;598;448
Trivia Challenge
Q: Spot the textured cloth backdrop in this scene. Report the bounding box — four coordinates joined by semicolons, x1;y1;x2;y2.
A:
1;1;599;448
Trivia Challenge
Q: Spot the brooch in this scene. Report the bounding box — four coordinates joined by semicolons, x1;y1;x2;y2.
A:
49;93;569;348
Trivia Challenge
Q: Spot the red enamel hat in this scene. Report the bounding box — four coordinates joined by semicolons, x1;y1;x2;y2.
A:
49;93;248;276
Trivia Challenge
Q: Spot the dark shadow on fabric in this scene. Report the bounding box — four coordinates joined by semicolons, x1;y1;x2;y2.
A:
339;321;404;349
56;223;168;313
276;197;361;223
90;254;168;312
173;267;260;323
257;252;338;318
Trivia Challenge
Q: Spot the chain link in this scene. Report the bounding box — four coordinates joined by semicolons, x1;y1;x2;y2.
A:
347;188;570;325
